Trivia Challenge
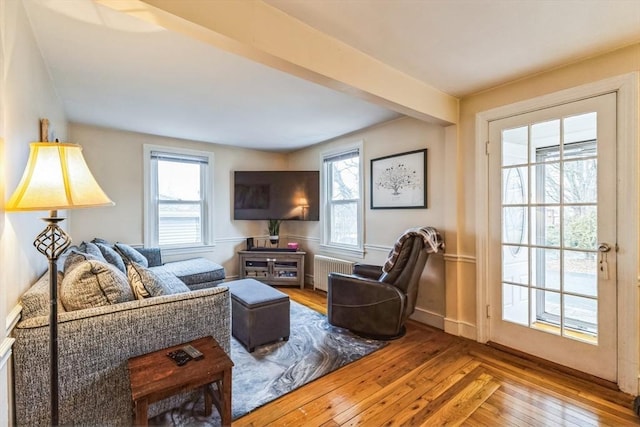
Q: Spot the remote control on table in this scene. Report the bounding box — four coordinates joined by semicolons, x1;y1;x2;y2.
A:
182;344;204;360
166;349;192;366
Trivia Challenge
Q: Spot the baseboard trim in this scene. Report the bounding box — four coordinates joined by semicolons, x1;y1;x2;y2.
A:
411;307;444;330
305;273;315;287
444;317;477;340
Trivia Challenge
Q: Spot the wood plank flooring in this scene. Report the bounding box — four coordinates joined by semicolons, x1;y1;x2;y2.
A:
234;287;638;426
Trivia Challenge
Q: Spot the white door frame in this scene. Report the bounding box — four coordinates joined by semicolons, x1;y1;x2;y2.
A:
475;72;639;394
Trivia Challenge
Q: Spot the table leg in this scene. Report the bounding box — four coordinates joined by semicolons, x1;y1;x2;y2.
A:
134;398;149;426
204;384;213;417
221;368;232;427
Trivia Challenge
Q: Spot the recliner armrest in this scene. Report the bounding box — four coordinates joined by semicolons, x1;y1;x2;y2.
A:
328;273;406;338
352;263;383;279
328;273;404;303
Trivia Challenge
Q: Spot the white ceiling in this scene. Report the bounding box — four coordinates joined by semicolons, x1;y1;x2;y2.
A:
24;0;640;151
267;0;640;97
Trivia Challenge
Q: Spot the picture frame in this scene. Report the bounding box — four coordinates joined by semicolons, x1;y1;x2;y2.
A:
370;149;427;209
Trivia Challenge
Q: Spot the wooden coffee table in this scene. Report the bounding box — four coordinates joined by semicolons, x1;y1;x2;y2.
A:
127;336;233;426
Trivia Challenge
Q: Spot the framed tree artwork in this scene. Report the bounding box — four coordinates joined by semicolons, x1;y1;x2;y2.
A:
370;149;427;209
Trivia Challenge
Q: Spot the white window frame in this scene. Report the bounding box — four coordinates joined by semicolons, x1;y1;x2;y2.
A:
320;141;365;259
143;144;215;255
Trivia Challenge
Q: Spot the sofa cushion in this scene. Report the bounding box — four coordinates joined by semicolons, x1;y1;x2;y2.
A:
94;242;126;273
127;262;190;299
115;243;149;268
61;260;134;311
156;258;225;287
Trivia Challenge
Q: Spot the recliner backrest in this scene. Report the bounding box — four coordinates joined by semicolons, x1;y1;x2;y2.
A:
379;236;430;318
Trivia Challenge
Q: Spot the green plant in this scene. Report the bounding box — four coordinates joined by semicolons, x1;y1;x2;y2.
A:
267;219;282;236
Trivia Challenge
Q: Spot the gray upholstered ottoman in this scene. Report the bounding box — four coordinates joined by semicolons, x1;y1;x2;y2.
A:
226;278;290;352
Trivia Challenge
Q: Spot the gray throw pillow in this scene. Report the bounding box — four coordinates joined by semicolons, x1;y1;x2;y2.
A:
94;243;126;273
81;241;107;263
63;249;101;274
127;262;189;299
61;260;134;311
115;243;148;268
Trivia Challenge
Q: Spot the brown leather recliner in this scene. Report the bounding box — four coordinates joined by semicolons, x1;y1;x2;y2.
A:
327;227;444;339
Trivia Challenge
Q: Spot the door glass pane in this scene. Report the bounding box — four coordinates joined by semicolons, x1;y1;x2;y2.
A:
502;283;528;326
503;207;527;245
563;159;597;203
564;112;597;147
532;248;560;290
531;163;560;204
502;126;528;166
563;250;597;297
503;167;527;205
530;120;560;161
563;206;596;250
531;206;560;247
502;245;528;285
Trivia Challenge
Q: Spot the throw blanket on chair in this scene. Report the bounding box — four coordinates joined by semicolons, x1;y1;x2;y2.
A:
383;226;444;273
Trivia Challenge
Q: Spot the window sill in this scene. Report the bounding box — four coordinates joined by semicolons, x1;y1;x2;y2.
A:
160;244;216;258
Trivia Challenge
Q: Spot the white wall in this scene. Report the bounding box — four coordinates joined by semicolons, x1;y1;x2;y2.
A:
287;116;448;327
68;123;287;276
0;0;68;425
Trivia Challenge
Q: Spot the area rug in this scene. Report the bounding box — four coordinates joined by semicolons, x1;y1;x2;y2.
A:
149;300;386;426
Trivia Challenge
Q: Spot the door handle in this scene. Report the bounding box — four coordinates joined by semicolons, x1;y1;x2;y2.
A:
598;243;611;253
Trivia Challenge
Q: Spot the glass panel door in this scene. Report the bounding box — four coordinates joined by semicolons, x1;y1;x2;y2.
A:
488;93;617;381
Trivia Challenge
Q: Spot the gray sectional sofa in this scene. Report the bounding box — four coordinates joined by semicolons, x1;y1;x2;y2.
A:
12;243;229;426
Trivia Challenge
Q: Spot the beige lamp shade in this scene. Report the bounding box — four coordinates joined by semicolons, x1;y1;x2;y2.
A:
6;142;114;211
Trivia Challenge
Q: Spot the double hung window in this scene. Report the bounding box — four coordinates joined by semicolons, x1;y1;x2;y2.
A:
144;145;214;249
321;144;363;255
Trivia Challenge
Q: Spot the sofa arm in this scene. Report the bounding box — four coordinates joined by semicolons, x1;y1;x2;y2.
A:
13;286;231;426
134;246;162;267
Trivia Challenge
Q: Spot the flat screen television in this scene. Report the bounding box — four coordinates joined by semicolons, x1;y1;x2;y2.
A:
234;171;320;221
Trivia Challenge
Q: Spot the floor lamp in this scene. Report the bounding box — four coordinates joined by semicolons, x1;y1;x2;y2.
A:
6;141;113;425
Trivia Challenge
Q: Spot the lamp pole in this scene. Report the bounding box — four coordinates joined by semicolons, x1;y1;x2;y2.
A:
34;211;71;426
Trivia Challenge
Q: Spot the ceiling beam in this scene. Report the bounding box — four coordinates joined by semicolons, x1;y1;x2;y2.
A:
97;0;458;125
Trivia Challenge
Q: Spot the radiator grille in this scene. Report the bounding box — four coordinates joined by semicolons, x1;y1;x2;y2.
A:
313;255;355;292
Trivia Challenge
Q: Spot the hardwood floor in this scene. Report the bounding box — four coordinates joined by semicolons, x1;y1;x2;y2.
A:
235;287;638;426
